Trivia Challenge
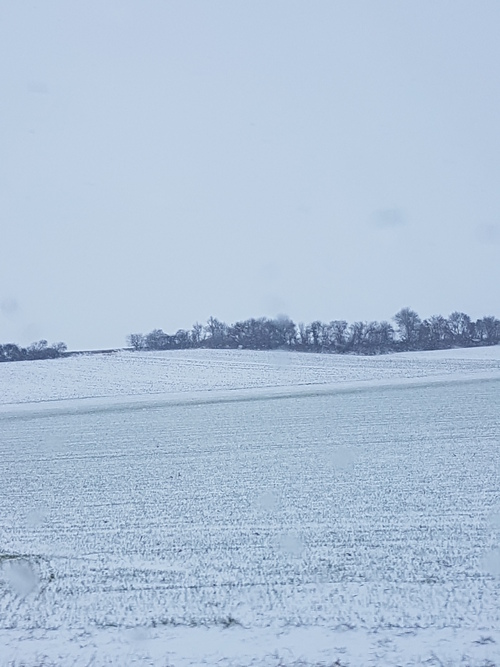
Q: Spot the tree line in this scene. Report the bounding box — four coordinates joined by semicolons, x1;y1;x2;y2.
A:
0;340;67;363
1;308;498;364
128;308;500;355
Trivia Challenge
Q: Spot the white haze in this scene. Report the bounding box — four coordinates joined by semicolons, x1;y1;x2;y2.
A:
1;1;500;349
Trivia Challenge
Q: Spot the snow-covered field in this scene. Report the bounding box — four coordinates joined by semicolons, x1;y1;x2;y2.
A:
1;346;500;407
1;347;500;666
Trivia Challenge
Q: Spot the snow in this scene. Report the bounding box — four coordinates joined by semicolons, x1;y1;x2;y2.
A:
1;346;500;407
1;347;500;666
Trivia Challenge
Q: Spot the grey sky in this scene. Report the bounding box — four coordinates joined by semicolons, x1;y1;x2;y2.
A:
1;1;499;350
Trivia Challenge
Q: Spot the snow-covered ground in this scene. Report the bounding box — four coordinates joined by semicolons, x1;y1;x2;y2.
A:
1;347;500;666
1;345;500;407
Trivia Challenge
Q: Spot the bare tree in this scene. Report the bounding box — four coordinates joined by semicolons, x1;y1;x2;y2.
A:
127;333;145;350
204;317;229;348
448;312;472;346
191;322;204;347
393;307;421;350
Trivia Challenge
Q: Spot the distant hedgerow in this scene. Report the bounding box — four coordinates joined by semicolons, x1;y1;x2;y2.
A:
0;340;67;363
128;308;500;356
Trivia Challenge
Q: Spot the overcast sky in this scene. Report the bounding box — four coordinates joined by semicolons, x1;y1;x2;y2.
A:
1;1;499;350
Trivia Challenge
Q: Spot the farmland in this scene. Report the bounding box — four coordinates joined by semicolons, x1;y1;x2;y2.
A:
1;347;500;665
